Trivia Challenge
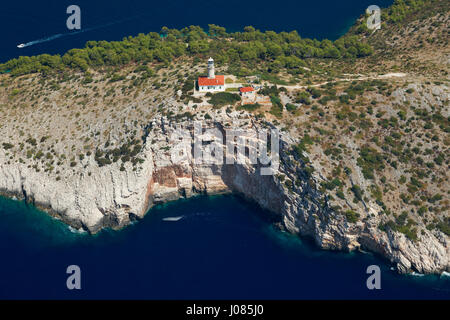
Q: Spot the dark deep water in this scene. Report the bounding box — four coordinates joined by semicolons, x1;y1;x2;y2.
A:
0;195;449;299
1;0;449;300
1;0;394;63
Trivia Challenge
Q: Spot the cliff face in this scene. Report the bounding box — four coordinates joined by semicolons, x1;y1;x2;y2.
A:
0;109;448;275
0;144;154;231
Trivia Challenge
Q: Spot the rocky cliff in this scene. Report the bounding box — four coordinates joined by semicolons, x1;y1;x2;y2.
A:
0;108;447;275
0;1;448;275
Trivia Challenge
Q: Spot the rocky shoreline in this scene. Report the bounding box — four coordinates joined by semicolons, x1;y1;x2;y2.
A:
0;110;448;275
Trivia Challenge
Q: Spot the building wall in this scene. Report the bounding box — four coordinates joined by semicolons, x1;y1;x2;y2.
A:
241;91;255;98
208;64;215;79
199;85;225;92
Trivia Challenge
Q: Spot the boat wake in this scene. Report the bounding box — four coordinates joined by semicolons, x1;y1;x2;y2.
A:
162;216;184;222
17;15;141;49
18;33;65;48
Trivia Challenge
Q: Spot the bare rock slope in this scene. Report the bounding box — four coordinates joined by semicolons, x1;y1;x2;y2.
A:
0;109;447;275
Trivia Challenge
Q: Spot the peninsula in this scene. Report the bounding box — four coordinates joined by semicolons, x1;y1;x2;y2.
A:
0;0;448;275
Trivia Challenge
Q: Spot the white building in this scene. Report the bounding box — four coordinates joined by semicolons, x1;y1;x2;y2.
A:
239;86;255;98
197;58;225;93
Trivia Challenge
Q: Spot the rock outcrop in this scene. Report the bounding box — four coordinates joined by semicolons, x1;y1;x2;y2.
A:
0;110;448;275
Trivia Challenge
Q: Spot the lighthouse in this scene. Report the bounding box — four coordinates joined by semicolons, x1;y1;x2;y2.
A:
207;57;215;79
197;57;225;93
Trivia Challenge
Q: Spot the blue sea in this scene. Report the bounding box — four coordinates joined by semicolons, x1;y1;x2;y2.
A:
1;0;449;300
0;195;449;299
0;0;394;63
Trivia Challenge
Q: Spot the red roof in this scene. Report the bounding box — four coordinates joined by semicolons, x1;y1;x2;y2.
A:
239;87;255;93
198;75;225;86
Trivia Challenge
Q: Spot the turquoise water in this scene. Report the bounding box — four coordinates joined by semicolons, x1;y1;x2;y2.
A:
0;195;449;299
1;0;449;300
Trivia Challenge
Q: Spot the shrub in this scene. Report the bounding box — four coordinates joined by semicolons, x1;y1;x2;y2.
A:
269;95;283;118
345;210;360;223
285;103;297;113
357;147;384;179
434;153;444;165
336;190;345;199
208;92;241;107
296;91;311;105
237;103;261;112
259;85;280;97
2;143;13;150
436;218;450;236
292;135;313;163
26;137;37;146
307;87;322;99
182;79;194;93
428;194;442;204
109;73;126;82
381;217;418;242
321;178;342;190
350;185;364;202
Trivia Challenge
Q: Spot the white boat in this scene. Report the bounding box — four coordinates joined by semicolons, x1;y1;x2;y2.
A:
17;44;25;48
162;216;183;222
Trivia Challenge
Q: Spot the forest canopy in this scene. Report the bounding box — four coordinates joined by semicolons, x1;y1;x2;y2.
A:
1;24;373;77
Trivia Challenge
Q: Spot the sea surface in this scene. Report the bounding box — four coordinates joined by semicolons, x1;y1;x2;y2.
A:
1;0;450;300
0;195;449;299
0;0;394;63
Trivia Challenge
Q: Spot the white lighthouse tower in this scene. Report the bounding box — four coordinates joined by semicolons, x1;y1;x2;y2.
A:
207;57;215;79
197;57;224;93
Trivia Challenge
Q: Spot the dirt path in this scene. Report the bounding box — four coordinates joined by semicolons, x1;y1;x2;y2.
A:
271;72;407;91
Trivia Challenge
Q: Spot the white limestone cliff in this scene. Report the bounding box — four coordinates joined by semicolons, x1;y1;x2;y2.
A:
0;112;448;275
